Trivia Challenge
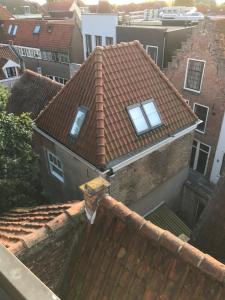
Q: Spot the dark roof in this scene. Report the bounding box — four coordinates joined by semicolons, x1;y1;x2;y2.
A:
36;41;197;169
7;70;63;119
0;201;82;252
1;19;75;52
46;0;75;12
62;195;225;300
191;174;225;263
0;45;20;80
0;5;13;20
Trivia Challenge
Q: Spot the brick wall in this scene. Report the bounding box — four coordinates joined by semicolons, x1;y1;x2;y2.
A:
110;133;193;208
165;21;225;180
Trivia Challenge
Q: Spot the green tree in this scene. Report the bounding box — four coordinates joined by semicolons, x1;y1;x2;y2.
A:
174;0;194;6
0;112;42;211
0;85;8;112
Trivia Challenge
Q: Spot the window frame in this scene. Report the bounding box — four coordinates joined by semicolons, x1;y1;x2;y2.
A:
190;139;211;176
193;103;209;134
47;150;64;182
85;34;92;57
33;25;41;34
12;25;18;36
5;67;17;78
127;99;162;136
69;106;88;137
95;35;102;47
146;45;159;64
184;58;206;93
105;36;113;45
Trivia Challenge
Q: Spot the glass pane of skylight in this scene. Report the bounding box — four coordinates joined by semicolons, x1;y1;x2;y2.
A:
8;25;12;34
33;25;40;34
70;108;87;136
12;25;18;36
128;106;149;134
143;102;162;127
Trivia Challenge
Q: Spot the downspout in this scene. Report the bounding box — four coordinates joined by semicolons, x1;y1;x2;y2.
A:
161;29;167;69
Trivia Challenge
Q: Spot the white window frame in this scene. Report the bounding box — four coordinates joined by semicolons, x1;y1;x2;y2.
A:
95;35;102;47
70;106;88;137
47;151;64;182
191;139;211;176
193;103;209;134
146;45;159;64
46;75;67;85
8;25;12;34
12;25;18;36
105;36;113;45
184;58;206;93
33;25;40;34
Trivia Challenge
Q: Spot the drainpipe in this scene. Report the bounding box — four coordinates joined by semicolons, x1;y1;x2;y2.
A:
161;29;167;69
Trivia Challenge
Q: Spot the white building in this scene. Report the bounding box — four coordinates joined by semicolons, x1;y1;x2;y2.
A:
81;13;118;59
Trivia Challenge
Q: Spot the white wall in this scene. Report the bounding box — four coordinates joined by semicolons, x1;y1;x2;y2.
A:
210;112;225;184
82;14;118;59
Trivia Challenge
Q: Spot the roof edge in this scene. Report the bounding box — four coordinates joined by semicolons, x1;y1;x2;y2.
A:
94;47;106;168
101;195;225;283
9;201;85;256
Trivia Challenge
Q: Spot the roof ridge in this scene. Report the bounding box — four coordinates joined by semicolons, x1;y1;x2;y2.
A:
9;201;85;255
102;195;225;283
137;40;198;122
94;47;106;168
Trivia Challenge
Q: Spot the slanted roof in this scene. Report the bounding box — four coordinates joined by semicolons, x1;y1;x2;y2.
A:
0;5;13;20
1;19;75;52
61;195;225;300
7;70;63;119
36;41;197;169
47;0;75;12
0;45;20;80
0;201;83;253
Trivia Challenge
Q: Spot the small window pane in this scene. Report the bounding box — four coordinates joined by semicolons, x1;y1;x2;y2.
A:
33;25;40;34
70;108;87;136
106;37;113;45
128;106;149;134
142;102;162;127
194;104;208;133
185;59;205;92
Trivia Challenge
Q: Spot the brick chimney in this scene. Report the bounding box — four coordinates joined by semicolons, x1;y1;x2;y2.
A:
79;177;110;224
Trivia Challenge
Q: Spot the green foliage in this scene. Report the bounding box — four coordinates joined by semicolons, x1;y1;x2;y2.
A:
0;85;8;112
0;112;41;211
174;0;194;6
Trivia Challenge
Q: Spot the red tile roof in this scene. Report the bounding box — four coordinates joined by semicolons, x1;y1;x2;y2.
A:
62;195;225;300
0;201;83;253
36;41;197;169
0;5;13;20
1;19;75;52
47;0;75;12
7;70;63;119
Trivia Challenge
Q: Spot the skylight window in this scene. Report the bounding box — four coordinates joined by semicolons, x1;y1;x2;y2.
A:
33;25;40;34
127;100;162;135
8;24;12;34
70;107;88;137
12;25;18;36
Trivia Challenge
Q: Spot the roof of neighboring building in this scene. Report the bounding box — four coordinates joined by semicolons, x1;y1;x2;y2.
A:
1;19;75;52
0;45;20;80
36;41;197;169
7;70;63;119
62;195;225;300
191;174;225;263
0;201;83;253
1;194;225;299
0;5;14;20
46;0;75;12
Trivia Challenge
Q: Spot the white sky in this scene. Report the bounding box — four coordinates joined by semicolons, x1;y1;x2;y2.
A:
34;0;225;6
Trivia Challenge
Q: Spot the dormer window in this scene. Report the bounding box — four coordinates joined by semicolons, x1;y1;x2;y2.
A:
127;100;162;135
8;24;18;36
8;24;12;34
70;107;88;137
33;25;40;34
12;25;18;36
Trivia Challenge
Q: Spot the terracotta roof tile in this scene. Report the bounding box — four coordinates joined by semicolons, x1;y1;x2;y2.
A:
1;19;74;52
0;5;13;20
0;201;84;253
7;70;63;119
62;195;225;299
36;41;197;169
47;0;75;12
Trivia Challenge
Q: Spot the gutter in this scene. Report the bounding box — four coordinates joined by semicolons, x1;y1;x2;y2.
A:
33;126;108;176
34;120;200;176
111;121;201;173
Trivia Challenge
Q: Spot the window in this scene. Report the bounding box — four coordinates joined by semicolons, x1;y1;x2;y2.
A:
95;35;102;46
12;25;18;36
105;37;113;45
46;75;67;85
127;100;162;135
8;24;12;34
184;59;205;92
33;25;40;34
190;140;210;175
146;45;158;64
47;151;64;182
85;34;92;57
6;67;17;78
70;107;88;137
193;103;209;133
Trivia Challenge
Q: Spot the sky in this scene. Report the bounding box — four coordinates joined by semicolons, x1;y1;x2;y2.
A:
34;0;225;5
